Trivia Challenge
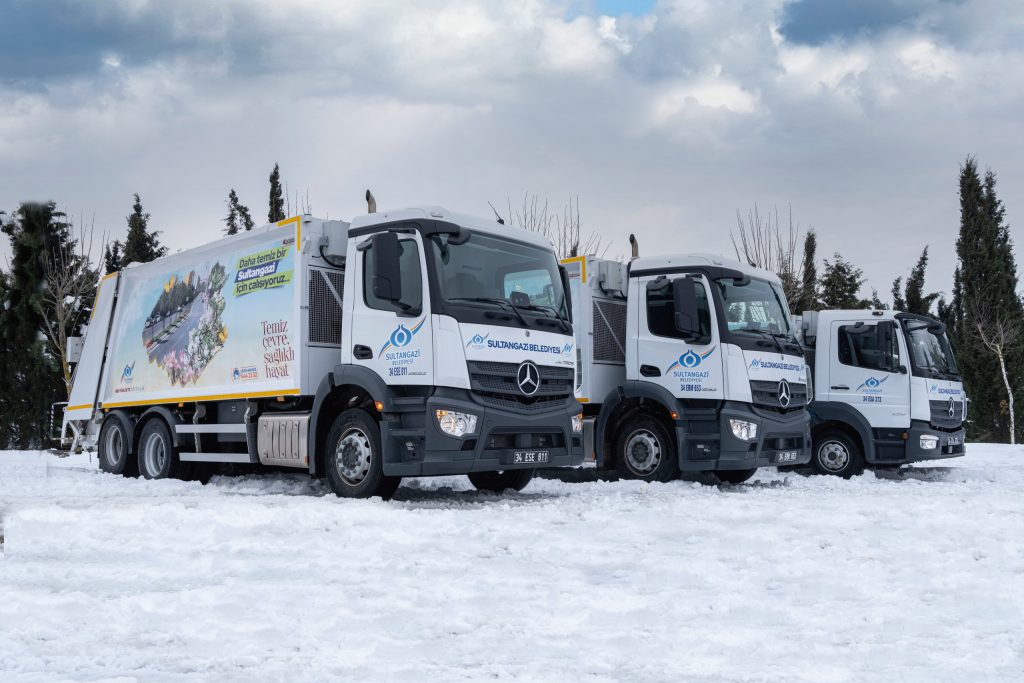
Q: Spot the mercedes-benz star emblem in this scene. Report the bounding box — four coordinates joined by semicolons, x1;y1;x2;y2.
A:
948;397;956;418
517;361;540;396
778;379;792;408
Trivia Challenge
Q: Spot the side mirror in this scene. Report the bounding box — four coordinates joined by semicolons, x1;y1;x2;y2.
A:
559;265;573;323
672;277;700;337
876;321;896;371
370;231;403;303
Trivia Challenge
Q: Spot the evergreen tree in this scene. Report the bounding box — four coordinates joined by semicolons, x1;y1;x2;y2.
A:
268;163;285;223
819;253;866;310
869;289;888;310
225;190;255;235
891;247;938;315
949;158;1024;442
0;202;74;447
0;266;13;446
890;277;907;311
103;239;123;273
797;229;818;313
122;193;166;264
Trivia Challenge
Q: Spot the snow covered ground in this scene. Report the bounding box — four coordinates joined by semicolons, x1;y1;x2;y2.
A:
1;446;1022;682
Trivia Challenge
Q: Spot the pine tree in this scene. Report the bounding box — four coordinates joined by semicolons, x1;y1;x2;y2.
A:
819;253;866;310
0;266;13;447
103;239;123;273
797;229;818;313
891;247;938;315
268;163;285;223
122;193;167;264
869;290;888;310
0;202;75;447
225;191;240;235
949;158;1024;442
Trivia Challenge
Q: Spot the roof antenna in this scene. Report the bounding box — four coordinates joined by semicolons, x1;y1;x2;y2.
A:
629;233;639;260
487;201;505;225
366;189;376;214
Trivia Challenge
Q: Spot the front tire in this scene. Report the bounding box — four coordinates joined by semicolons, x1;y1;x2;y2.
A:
468;469;535;493
137;418;185;480
812;431;865;478
98;416;135;476
324;409;400;499
714;468;757;484
615;415;679;482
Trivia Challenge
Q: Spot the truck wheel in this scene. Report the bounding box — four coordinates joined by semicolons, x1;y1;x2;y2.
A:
137;418;185;480
714;468;757;484
615;415;679;482
98;416;135;476
468;469;535;493
812;431;865;478
324;409;400;499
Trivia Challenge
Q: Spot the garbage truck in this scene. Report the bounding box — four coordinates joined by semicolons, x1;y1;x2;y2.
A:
800;309;966;476
561;236;812;484
61;196;583;498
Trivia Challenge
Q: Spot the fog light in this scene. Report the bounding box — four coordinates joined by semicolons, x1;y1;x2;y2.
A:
729;419;758;441
572;413;583;433
919;434;939;450
435;410;478;438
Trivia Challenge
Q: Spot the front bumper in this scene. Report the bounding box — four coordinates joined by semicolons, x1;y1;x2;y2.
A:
676;401;812;472
902;421;966;463
382;387;584;477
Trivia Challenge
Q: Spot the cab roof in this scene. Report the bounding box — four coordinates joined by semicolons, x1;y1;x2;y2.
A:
348;206;554;249
629;253;782;283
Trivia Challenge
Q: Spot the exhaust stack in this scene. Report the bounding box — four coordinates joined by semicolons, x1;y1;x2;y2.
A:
629;233;639;260
366;189;376;214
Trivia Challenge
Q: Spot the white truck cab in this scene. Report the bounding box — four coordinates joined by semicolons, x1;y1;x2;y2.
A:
801;309;966;476
62;201;583;498
563;244;811;483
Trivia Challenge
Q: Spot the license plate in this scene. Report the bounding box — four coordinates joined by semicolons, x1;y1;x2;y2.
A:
775;450;799;463
513;450;549;465
947;436;962;446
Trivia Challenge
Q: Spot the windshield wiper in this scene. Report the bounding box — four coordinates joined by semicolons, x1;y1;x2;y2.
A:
450;297;530;328
739;326;784;353
514;303;570;332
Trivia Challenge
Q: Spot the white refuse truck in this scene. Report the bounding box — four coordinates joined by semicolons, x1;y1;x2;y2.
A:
61;198;583;497
561;237;812;483
800;309;966;476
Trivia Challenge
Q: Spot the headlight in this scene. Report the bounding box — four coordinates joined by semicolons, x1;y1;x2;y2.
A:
572;412;583;433
435;409;478;438
729;418;758;441
919;434;939;450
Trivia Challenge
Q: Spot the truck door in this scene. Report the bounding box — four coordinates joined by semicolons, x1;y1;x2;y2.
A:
636;274;723;399
349;232;435;385
827;320;909;428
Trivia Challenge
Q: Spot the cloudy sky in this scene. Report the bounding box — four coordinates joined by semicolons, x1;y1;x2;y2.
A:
2;0;1022;301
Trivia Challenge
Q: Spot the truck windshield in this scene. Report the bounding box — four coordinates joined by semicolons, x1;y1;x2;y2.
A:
427;231;570;331
903;321;959;379
717;278;794;338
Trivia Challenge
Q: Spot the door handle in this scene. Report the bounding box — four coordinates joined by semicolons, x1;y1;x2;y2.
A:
640;364;661;377
831;385;849;391
353;345;373;360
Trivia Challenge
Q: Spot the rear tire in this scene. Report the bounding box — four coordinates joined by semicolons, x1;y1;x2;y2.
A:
136;418;185;480
614;415;679;482
714;468;757;484
324;409;400;499
98;416;135;476
468;469;535;493
812;431;865;478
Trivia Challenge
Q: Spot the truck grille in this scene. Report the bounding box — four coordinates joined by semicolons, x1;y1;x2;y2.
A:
467;361;574;411
929;399;964;430
750;380;808;414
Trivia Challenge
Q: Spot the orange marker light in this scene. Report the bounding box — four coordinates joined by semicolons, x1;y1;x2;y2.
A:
375;401;385;412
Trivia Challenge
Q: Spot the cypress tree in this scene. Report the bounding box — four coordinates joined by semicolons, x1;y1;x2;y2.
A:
797;229;818;313
103;239;123;273
122;193;167;264
949;158;1024;442
891;247;938;315
268;163;285;223
819;253;866;309
224;190;240;235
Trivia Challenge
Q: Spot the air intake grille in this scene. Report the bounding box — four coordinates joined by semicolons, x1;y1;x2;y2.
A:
467;361;574;411
593;299;627;364
929;399;964;430
750;380;808;414
309;268;344;346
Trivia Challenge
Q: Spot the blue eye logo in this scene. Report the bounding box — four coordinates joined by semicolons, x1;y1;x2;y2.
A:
562;343;574;354
378;319;426;357
465;332;491;349
667;347;716;372
857;376;889;392
120;362;135;383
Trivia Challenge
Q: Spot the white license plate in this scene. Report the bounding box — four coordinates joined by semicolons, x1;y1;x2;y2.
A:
947;436;962;446
513;450;549;465
776;451;799;463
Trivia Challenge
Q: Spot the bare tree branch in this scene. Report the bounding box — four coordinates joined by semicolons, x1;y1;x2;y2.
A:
731;203;803;309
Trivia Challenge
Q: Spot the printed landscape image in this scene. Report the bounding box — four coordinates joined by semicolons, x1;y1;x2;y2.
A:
142;262;229;386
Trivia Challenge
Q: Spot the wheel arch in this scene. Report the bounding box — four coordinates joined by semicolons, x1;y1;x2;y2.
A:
809;401;875;461
595;381;679;469
134;406;185;453
309;365;387;476
100;409;137;455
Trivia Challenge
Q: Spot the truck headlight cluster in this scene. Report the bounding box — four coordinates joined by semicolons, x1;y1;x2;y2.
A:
919;434;939;450
729;419;758;441
572;412;583;433
435;410;478;438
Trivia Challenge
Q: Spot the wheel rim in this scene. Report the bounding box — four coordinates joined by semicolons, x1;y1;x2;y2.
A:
818;440;849;472
624;429;662;475
104;427;124;467
143;432;167;477
335;427;372;485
